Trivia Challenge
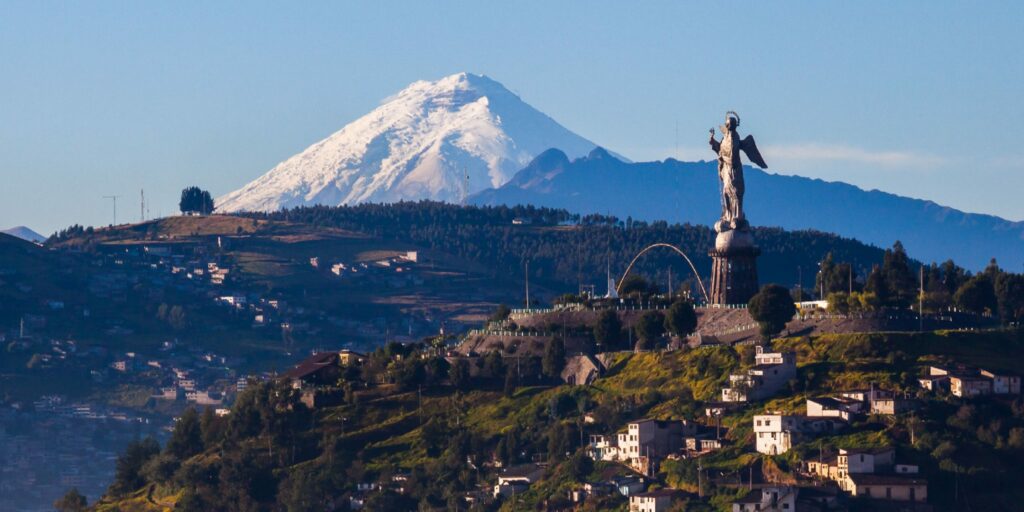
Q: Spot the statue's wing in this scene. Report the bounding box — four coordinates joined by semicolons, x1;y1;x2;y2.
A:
740;135;768;169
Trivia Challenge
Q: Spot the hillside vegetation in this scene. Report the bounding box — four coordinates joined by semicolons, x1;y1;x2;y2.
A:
90;329;1024;511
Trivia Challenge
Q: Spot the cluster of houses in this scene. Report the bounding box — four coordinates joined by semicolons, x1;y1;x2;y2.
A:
805;447;927;503
274;332;1024;511
919;363;1021;398
588;418;727;476
721;345;797;402
311;251;424;289
0;405;164;511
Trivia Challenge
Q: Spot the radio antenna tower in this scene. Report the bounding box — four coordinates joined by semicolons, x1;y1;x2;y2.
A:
102;195;121;225
140;189;146;222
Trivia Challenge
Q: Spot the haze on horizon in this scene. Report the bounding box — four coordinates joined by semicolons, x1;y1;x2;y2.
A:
1;1;1022;235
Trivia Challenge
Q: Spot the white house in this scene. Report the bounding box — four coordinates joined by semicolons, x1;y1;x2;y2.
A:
722;346;796;402
493;464;544;498
753;415;801;455
629;489;677;512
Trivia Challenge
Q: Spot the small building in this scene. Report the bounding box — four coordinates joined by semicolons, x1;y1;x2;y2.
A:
753;414;801;455
616;419;687;460
844;474;927;502
283;351;342;388
838;447;895;479
629;489;678;512
493;464;544;498
807;396;861;421
731;486;797;512
609;475;647;497
949;375;992;398
918;375;949;392
339;349;366;366
980;369;1021;394
871;397;919;415
722;346;796;402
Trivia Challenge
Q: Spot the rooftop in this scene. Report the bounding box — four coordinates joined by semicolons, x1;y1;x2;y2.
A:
848;473;927;485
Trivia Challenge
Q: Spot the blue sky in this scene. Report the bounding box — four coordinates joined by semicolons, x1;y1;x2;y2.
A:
2;1;1023;235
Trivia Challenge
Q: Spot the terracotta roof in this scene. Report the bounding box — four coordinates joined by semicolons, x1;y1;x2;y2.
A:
283;352;338;380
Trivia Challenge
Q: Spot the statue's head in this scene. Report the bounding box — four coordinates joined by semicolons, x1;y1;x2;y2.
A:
725;111;740;130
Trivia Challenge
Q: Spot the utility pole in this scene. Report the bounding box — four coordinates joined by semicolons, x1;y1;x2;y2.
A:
668;267;673;299
919;265;925;332
102;195;121;225
697;460;703;498
140;189;145;222
797;266;803;302
525;260;530;309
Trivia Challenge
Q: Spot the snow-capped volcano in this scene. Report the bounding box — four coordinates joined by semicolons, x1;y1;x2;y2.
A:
217;73;605;212
1;226;46;244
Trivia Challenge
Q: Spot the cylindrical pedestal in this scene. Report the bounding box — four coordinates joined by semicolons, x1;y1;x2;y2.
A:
708;232;760;305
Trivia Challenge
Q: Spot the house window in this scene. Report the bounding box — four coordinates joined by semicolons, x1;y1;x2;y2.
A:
886;487;891;499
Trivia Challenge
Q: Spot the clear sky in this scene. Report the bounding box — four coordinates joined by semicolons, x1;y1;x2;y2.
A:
2;1;1023;235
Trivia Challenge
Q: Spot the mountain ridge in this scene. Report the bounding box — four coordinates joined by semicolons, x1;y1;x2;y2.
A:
470;150;1024;270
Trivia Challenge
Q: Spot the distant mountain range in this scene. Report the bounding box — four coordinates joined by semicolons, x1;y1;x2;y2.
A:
470;148;1024;270
216;73;1023;270
217;73;604;212
2;226;45;244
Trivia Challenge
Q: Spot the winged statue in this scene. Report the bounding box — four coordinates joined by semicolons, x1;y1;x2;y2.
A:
708;111;767;231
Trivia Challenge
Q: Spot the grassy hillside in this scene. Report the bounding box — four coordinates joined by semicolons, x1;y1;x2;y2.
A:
90;329;1024;511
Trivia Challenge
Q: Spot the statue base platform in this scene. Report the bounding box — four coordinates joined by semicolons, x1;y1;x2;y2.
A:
708;227;760;305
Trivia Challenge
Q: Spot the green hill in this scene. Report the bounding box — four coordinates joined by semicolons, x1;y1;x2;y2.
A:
88;329;1024;511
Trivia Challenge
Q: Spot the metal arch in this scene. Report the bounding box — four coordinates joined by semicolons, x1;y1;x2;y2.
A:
617;243;709;303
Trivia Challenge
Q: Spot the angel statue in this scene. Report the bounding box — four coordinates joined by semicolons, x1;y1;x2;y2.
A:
708;111;767;231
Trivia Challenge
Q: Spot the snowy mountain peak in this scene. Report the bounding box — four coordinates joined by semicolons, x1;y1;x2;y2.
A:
217;72;604;212
1;226;46;244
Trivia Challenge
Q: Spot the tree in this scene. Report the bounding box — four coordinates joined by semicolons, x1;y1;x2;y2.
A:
816;252;857;295
664;300;698;339
110;437;160;495
483;350;506;379
569;453;595;480
504;367;517;397
166;407;204;460
995;273;1024;323
593;310;622;351
179;186;214;215
619;274;653;297
546;422;572;460
882;241;916;307
54;488;88;512
633;310;664;350
200;407;226;447
865;265;890;306
141;453;179;485
747;284;797;340
955;275;997;315
449;358;471;390
826;292;851;315
543;337;567;379
489;304;511;323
